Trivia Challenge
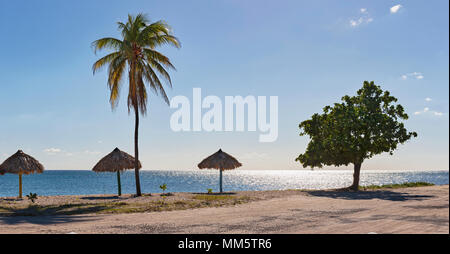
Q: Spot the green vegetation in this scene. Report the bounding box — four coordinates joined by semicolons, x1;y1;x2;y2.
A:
26;193;38;203
0;195;253;216
159;184;168;204
92;13;180;196
193;195;234;201
296;81;417;190
207;188;213;194
160;184;167;194
360;182;434;190
0;180;437;216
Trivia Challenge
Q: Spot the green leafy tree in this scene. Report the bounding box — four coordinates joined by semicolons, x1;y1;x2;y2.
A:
92;14;180;196
296;81;417;190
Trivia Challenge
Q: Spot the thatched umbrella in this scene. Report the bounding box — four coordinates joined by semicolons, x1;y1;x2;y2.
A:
92;148;141;196
0;150;44;198
198;149;242;193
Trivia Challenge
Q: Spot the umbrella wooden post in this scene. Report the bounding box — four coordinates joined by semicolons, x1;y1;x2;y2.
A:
117;171;122;196
0;150;44;198
219;169;223;193
198;149;242;194
18;173;22;199
92;148;141;197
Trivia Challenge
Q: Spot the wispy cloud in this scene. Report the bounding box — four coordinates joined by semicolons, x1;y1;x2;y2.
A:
390;4;402;14
350;8;374;27
84;150;101;155
414;107;444;116
425;97;432;102
44;148;62;155
44;148;75;156
401;72;424;80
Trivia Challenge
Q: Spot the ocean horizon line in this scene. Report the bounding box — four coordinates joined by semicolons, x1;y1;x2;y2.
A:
2;168;448;197
41;168;450;172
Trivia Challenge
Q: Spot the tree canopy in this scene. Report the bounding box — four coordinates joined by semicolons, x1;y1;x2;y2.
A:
296;81;417;171
92;13;180;196
92;13;180;115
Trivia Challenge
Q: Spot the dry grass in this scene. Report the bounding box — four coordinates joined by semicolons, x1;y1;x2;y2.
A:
360;182;434;190
0;182;436;217
0;193;255;216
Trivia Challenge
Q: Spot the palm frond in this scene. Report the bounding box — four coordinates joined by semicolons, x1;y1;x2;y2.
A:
92;38;123;54
139;20;180;48
149;59;173;88
143;48;176;70
107;55;127;109
92;51;121;74
142;63;169;105
117;22;130;39
93;13;179;113
145;34;180;49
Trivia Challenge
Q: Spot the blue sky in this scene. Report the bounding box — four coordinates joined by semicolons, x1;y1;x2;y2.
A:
0;0;448;170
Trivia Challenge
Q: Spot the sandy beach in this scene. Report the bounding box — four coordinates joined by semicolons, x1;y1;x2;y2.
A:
0;185;448;234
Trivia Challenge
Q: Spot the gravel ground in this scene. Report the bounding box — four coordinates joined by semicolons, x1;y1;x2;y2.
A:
0;185;448;234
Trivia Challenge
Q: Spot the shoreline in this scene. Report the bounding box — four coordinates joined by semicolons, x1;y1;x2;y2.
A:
0;182;445;202
10;168;450;172
1;170;447;198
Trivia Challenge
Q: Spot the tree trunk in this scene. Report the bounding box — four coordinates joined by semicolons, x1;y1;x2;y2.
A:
134;108;142;196
350;162;362;191
117;171;122;196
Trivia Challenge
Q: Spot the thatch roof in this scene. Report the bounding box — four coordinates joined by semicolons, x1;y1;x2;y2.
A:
0;150;44;175
92;148;141;172
198;149;242;171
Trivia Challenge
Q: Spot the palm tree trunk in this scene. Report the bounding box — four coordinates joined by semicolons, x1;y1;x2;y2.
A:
134;108;142;196
117;171;122;196
350;162;362;191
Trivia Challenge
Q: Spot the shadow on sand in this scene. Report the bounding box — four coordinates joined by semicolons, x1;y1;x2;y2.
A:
79;196;120;200
305;189;435;202
0;203;110;225
0;213;98;226
191;192;237;195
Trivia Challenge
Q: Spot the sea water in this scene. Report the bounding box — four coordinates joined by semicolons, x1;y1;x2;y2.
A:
0;169;448;197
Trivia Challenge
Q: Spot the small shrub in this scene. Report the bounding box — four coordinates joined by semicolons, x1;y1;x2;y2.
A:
26;193;38;203
159;184;168;204
361;182;434;190
207;188;213;194
159;184;167;194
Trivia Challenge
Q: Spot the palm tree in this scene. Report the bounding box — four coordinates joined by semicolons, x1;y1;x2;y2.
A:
92;14;180;196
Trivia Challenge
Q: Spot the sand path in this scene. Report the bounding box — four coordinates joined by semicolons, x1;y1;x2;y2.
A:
0;185;448;234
